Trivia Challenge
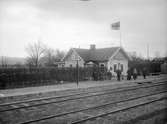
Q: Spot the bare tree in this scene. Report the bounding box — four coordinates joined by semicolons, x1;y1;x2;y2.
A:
26;41;46;67
43;48;57;66
43;48;65;66
55;49;65;61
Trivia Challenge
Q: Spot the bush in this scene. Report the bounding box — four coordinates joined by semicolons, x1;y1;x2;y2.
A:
0;67;107;89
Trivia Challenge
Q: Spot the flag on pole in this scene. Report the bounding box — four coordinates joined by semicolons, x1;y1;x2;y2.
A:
111;21;120;30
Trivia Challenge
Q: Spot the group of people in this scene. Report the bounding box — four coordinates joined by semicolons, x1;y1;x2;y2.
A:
92;67;147;81
126;68;138;80
112;67;147;81
126;67;147;81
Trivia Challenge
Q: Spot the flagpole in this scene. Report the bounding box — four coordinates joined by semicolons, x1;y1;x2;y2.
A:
119;20;122;47
111;21;121;47
120;29;122;47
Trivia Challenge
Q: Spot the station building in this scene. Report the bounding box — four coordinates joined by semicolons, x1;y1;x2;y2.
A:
61;45;131;76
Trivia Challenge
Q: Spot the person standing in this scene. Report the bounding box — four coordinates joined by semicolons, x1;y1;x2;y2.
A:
142;67;147;79
107;67;112;80
127;67;131;80
116;64;122;81
92;70;98;81
133;68;137;80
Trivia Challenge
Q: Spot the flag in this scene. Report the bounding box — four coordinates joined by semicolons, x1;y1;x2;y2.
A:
111;21;120;30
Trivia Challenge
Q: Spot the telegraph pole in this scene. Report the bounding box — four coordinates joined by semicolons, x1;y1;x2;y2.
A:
73;54;80;86
76;59;79;86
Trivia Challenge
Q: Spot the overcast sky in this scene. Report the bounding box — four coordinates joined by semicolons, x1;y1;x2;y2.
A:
0;0;167;58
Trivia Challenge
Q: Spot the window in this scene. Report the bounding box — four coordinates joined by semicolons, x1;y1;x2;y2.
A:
121;64;123;72
100;64;104;67
118;63;121;70
114;64;117;72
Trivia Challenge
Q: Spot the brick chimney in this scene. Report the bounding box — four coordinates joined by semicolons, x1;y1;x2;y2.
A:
90;44;96;50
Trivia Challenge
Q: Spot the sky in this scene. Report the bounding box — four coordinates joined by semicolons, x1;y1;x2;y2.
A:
0;0;167;58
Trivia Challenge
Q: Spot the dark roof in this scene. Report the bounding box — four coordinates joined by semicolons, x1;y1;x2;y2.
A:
89;47;119;61
74;48;90;61
73;47;122;62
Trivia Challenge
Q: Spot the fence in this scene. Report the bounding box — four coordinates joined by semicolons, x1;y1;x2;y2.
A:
0;67;107;89
161;63;167;74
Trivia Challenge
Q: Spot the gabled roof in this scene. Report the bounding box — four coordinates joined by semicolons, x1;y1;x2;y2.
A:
63;46;130;62
74;48;90;61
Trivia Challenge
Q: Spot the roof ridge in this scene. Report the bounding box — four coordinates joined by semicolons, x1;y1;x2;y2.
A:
73;48;89;50
96;46;120;50
73;46;120;50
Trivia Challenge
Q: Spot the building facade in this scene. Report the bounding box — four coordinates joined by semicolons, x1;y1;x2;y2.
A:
62;45;130;76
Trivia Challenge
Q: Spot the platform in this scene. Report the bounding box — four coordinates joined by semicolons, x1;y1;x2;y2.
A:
0;75;164;98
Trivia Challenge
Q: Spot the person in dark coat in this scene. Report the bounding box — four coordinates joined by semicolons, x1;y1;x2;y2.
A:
133;68;137;80
142;67;147;79
116;69;121;81
92;70;98;81
127;68;131;80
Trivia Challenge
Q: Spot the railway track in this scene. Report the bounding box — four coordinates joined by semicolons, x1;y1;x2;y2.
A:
0;79;166;124
19;88;167;124
71;92;167;124
0;79;166;113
